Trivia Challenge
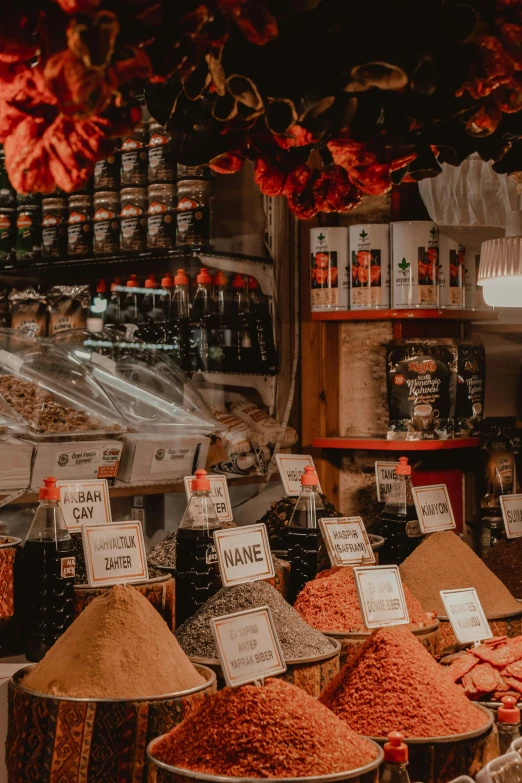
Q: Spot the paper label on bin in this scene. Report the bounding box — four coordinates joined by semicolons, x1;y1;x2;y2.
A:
56;479;112;531
213;524;274;587
353;565;410;628
440;588;492;644
150;445;195;475
275;454;322;496
211;606;286;687
319;517;375;567
500;494;522;539
184;475;233;523
82;521;148;587
412;484;456;533
375;462;400;503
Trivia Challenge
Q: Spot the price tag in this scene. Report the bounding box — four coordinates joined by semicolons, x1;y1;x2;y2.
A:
56;479;112;532
275;454;322;496
440;588;492;644
375;462;400;503
500;494;522;539
82;521;148;587
319;517;375;567
211;606;286;687
184;474;233;523
412;484;456;533
213;524;274;587
353;565;410;629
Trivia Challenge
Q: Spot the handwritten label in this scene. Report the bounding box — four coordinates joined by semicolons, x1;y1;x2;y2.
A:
500;494;522;539
319;517;375;567
56;479;112;532
375;461;400;503
211;606;286;687
275;454;322;496
184;475;233;523
214;524;274;587
412;484;456;533
440;588;492;644
82;521;148;587
353;565;410;629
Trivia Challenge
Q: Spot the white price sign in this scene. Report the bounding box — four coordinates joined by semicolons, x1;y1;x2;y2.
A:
500;494;522;539
82;521;148;587
211;606;287;687
56;479;112;532
353;565;410;629
319;517;375;567
213;524;274;587
375;462;400;503
440;588;492;645
184;474;233;523
275;454;322;496
412;484;456;533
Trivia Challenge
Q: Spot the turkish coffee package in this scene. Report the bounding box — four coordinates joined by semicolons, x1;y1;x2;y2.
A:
47;285;90;335
386;339;457;440
481;417;516;511
9;287;47;336
455;340;486;437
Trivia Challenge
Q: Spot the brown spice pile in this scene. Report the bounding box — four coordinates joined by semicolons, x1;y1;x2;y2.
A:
294;566;434;632
151;677;378;777
400;531;520;617
484;538;522;597
320;626;489;738
22;584;204;698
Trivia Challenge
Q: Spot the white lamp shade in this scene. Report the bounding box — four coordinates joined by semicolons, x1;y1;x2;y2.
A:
479;236;522;307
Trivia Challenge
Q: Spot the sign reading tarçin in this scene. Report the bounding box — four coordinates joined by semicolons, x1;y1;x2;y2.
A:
319;517;375;567
375;461;400;503
211;606;287;687
500;494;522;539
184;474;233;523
82;521;148;587
213;524;274;587
275;454;322;496
440;588;492;645
353;565;409;629
56;479;112;531
412;484;456;533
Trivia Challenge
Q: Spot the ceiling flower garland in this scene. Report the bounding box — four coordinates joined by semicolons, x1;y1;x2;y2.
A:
2;0;522;218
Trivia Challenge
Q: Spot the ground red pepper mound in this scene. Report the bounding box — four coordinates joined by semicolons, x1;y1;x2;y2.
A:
320;627;488;738
445;635;522;702
294;567;434;633
150;677;379;777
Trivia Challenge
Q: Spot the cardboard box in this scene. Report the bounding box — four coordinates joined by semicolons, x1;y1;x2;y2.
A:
0;438;33;490
31;440;123;488
118;433;209;483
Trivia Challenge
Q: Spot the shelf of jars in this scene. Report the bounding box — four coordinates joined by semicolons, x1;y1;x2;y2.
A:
312;436;480;451
311;309;499;322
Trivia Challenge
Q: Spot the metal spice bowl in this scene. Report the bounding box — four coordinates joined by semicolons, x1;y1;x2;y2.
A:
6;664;217;783
0;536;21;623
438;607;522;650
146;740;384;783
189;637;342;698
323;620;441;667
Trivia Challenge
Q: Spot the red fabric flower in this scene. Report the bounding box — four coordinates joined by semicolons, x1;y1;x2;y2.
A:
209;151;246;173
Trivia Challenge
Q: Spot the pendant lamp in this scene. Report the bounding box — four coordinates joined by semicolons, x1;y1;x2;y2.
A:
479;177;522;307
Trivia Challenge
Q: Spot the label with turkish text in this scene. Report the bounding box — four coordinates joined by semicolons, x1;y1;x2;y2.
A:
440;588;492;644
214;524;274;587
82;521;148;586
375;461;400;502
412;484;455;533
319;517;375;567
56;479;112;532
184;474;233;522
500;494;522;539
275;454;322;496
353;565;410;628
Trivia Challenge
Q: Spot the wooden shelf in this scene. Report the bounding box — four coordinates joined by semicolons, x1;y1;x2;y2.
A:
312;436;480;451
311;309;498;322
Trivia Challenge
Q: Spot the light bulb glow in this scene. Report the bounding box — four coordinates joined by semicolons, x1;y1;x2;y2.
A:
480;276;522;307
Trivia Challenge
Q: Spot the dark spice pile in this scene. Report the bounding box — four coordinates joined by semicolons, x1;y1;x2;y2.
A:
445;635;522;701
148;531;177;569
259;494;342;550
294;567;434;633
150;677;378;777
320;626;489;738
484;538;522;598
176;580;334;660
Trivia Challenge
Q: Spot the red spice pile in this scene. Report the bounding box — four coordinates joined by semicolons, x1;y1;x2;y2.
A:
446;635;522;702
320;627;489;738
294;567;434;633
150;677;378;777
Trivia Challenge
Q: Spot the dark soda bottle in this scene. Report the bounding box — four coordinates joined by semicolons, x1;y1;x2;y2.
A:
122;273;145;325
168;269;190;370
207;270;232;373
22;476;75;662
230;274;255;373
175;469;222;624
498;696;521;754
248;276;277;374
105;277;122;326
286;466;330;603
136;274;164;342
190;267;213;371
380;732;412;783
378;456;423;566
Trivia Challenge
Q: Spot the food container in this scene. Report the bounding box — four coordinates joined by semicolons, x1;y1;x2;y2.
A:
147;737;383;783
188;637;341;698
349;224;390;310
74;574;175;630
0;536;21;623
93;191;120;256
439;608;522;650
41;198;67;260
265;557;291;601
324;620;441;667
390;221;439;309
6;664;216;783
148;183;176;250
121;123;149;186
16;205;41;264
148;122;174;183
310;227;349;311
120;188;148;251
439;235;465;309
67;194;93;258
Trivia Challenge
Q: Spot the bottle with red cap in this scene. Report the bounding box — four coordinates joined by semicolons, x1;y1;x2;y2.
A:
190;267;213;371
230;273;255;373
286;465;329;602
380;732;411;783
21;477;76;662
89;279;108;324
164;269;190;370
248;275;277;375
136;274;164;342
106;277;122;326
175;469;223;624
378;456;423;566
498;695;521;753
122;273;145;324
207;270;231;373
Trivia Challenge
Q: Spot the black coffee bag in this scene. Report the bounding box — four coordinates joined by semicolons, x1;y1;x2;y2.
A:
455;340;486;437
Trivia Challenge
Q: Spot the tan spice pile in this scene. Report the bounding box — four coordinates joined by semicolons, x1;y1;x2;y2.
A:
400;531;520;617
294;566;434;632
150;677;378;777
22;584;204;699
320;626;489;738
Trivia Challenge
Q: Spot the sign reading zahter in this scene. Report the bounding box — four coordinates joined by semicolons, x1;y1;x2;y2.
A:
184;474;233;523
353;565;410;629
440;588;492;645
82;521;148;587
56;479;112;532
319;517;375;567
213;524;274;588
412;484;456;534
275;454;322;496
211;606;286;687
500;494;522;539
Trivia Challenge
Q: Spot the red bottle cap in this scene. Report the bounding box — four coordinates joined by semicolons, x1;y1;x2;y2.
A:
197;268;211;284
96;279;107;293
499;695;520;723
301;465;319;486
233;273;246;289
111;277;121;291
145;274;158;288
192;469;210;491
214;270;228;286
161;273;174;288
396;457;411;476
174;269;188;285
39;476;60;501
126;274;139;288
248;276;259;290
383;731;408;764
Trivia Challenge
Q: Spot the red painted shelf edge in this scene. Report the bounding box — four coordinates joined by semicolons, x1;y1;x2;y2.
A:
310;309;498;322
312;437;480;451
